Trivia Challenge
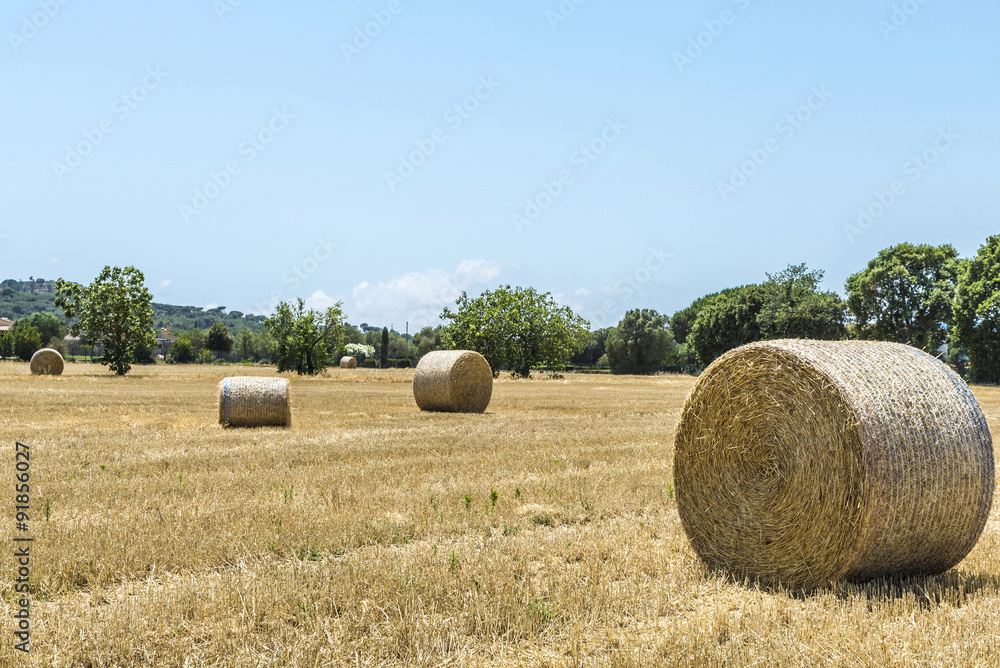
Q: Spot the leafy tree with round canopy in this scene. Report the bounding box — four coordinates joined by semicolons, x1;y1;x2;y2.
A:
441;285;589;378
606;309;674;374
953;235;1000;383
758;263;845;341
689;285;766;364
207;321;234;353
171;338;196;363
265;298;345;375
12;323;42;361
845;243;958;353
671;289;742;345
55;266;155;376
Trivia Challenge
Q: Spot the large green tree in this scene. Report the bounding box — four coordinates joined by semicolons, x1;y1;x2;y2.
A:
442;285;588;378
265;298;345;375
606;309;674;374
170;338;196;363
207;321;234;353
12;323;42;361
55;266;155;375
688;285;766;364
845;243;959;352
671;289;742;345
759;263;846;340
953;235;1000;383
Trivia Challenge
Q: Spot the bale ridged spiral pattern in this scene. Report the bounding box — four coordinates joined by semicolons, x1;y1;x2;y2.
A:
340;356;357;369
30;348;64;375
218;376;290;428
413;350;493;413
673;339;994;589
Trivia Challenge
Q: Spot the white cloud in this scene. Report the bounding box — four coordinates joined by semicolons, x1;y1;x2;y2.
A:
304;289;346;311
346;260;508;328
157;280;172;291
575;287;590;297
50;257;60;263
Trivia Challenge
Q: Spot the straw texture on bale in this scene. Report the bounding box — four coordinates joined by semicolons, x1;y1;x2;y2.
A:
340;356;358;369
674;339;994;589
218;377;290;428
413;350;493;413
29;348;64;375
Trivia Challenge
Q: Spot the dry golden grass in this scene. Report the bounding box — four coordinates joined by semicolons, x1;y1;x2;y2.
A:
1;361;999;667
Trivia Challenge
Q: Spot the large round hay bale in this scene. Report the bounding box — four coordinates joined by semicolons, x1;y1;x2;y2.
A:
340;356;357;369
674;339;994;589
218;377;290;427
413;350;493;413
29;348;64;375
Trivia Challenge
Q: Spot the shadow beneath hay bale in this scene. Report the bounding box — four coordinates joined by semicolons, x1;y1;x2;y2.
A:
709;566;1000;609
833;570;1000;609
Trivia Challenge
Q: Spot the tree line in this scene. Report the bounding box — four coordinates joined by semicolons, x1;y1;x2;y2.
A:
584;237;1000;383
3;234;998;382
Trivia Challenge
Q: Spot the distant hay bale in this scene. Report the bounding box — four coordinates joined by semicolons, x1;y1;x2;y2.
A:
413;350;493;413
674;339;994;589
29;348;64;375
340;356;357;369
218;377;290;428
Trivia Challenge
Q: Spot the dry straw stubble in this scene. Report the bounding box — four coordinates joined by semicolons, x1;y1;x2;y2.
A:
29;347;64;375
413;350;493;413
674;339;994;590
218;376;291;427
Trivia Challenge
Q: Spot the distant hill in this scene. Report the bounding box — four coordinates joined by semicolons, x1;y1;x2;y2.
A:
0;278;267;333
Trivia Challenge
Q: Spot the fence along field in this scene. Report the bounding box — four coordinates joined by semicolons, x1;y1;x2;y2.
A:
1;362;999;666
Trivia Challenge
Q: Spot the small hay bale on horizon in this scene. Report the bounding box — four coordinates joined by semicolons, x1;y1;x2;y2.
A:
218;376;290;428
673;339;994;590
340;356;358;369
30;348;64;375
413;350;493;413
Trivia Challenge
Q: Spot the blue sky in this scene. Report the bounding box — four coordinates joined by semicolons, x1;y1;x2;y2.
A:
2;0;996;330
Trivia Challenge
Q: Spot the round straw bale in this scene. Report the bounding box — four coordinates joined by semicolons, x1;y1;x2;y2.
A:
218;376;290;428
674;339;994;589
413;350;493;413
29;348;64;375
340;356;357;369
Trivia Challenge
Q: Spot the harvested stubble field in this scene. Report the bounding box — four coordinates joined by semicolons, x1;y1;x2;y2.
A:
1;362;1000;667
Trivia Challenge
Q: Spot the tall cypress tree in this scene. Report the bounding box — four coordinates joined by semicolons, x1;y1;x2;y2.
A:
380;327;389;368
